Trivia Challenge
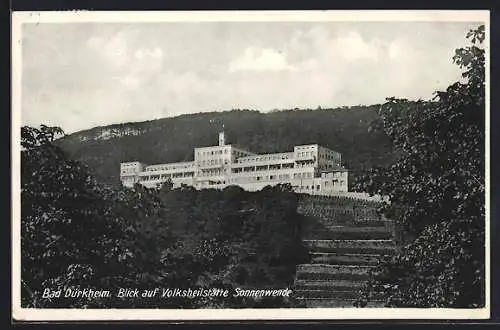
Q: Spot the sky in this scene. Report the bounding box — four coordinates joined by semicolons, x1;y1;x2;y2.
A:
19;20;481;133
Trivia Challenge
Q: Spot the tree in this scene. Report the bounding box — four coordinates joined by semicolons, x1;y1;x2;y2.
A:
21;125;134;307
353;25;485;307
21;125;308;309
153;183;306;308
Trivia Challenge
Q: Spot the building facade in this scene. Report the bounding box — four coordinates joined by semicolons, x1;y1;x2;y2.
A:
120;132;349;195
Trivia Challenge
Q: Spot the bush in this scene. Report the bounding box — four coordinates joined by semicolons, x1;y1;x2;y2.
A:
21;130;307;308
353;25;485;308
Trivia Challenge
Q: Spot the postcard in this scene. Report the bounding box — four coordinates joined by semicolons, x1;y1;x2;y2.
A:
11;10;490;321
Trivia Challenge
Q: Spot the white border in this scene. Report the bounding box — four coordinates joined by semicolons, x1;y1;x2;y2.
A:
10;10;491;22
11;10;491;321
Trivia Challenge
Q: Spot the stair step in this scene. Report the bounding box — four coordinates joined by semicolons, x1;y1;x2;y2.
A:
295;264;373;281
294;298;385;308
296;264;374;282
295;272;371;281
305;228;393;240
310;226;392;233
294;289;376;300
351;220;393;227
309;252;381;265
306;220;392;228
294;279;367;291
297;263;373;273
303;239;396;255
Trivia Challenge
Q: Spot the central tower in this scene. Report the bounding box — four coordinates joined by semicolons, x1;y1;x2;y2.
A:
218;131;226;146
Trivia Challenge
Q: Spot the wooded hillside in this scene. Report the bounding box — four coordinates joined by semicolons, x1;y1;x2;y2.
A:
56;106;396;185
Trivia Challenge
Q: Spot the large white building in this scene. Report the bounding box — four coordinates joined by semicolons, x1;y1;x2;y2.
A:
120;132;349;195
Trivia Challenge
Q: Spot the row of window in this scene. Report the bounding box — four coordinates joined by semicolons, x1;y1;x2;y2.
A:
237;153;293;163
233;150;252;158
198;158;229;166
127;175;345;187
295;185;322;191
297;151;314;158
227;172;313;181
199;169;227;177
321;171;346;178
121;162;141;167
231;163;295;173
295;145;315;150
318;163;340;170
197;149;252;158
196;180;227;186
295;162;316;168
293;172;314;179
126;166;340;180
145;163;193;172
319;154;338;160
324;180;345;186
320;153;339;161
197;149;228;157
143;160;318;173
140;172;195;180
231;173;292;183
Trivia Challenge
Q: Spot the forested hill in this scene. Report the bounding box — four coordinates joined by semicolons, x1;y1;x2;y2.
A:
56;106;397;185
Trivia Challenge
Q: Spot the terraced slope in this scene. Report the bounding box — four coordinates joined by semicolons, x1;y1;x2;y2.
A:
293;195;396;308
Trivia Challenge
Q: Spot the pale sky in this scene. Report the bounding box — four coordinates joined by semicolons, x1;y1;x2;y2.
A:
20;21;480;133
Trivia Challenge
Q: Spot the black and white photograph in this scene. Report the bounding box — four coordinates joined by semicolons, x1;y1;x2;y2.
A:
11;10;490;320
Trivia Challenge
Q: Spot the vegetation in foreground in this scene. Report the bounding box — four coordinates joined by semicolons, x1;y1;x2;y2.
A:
22;128;307;308
353;25;485;308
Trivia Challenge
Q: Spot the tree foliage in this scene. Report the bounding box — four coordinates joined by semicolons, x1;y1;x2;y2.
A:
151;183;307;308
21;125;133;307
21;128;306;308
353;25;485;307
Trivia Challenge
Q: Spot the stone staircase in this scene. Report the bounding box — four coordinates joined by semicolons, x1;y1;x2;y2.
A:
293;197;397;307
